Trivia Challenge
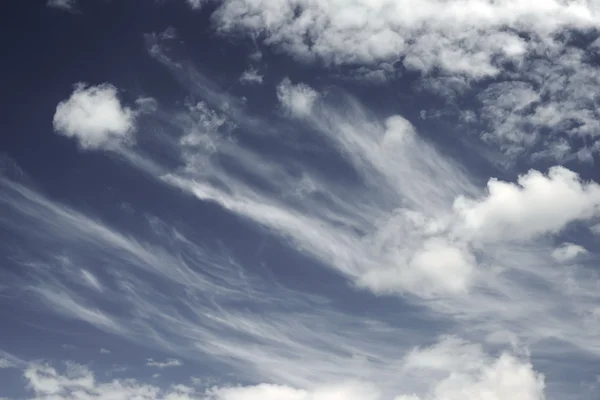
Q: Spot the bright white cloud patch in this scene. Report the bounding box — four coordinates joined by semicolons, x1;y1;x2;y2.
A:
200;0;600;161
0;358;14;369
212;0;598;77
454;167;600;241
400;337;545;400
53;83;136;150
277;78;319;118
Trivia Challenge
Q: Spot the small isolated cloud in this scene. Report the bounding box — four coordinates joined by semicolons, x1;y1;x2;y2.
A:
277;78;319;118
53;83;136;150
551;243;588;263
454;167;600;241
47;0;77;12
146;358;183;368
239;68;263;85
100;348;111;354
186;0;208;9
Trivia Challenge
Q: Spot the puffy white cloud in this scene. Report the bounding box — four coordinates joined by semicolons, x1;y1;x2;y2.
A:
277;79;319;118
198;0;600;161
53;83;136;150
211;0;599;79
401;337;545;400
17;335;545;400
18;337;545;400
454;167;600;241
208;382;381;400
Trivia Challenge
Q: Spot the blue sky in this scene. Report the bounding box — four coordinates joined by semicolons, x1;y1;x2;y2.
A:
1;0;600;399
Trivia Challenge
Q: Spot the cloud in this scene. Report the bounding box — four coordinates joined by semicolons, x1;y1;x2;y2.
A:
146;358;183;368
46;0;77;12
0;358;14;369
551;243;588;263
276;78;319;118
210;0;598;78
53;83;136;150
18;337;546;400
100;348;111;354
453;167;600;241
239;68;263;85
399;337;545;400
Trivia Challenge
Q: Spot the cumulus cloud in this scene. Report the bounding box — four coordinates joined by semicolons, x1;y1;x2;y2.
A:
400;337;545;400
211;0;598;78
53;83;136;150
277;78;319;118
454;167;600;241
18;336;545;400
192;0;600;161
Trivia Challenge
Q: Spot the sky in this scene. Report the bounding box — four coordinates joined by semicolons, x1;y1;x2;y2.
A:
1;0;600;399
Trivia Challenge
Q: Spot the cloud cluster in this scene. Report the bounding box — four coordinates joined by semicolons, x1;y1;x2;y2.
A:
180;0;600;160
209;0;599;78
53;83;137;150
47;0;77;12
19;336;545;400
454;167;600;241
6;23;600;400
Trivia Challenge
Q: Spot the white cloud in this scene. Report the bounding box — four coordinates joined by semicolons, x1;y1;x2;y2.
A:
47;0;77;12
454;167;600;241
199;0;600;162
211;0;598;79
100;348;111;354
400;337;545;400
18;337;546;400
277;78;319;118
146;358;183;368
551;243;588;263
53;83;136;150
239;68;263;85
